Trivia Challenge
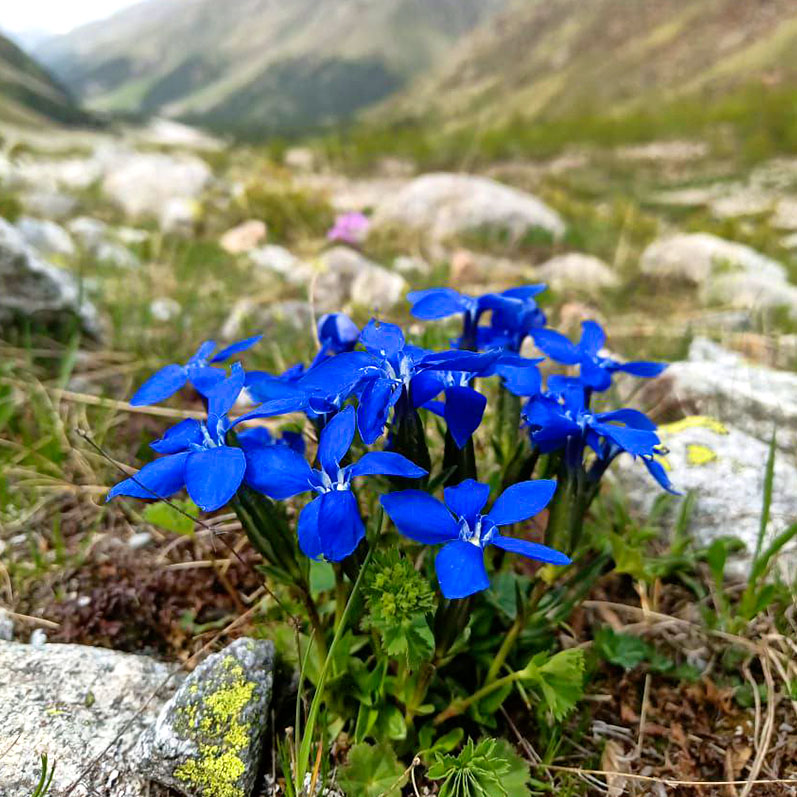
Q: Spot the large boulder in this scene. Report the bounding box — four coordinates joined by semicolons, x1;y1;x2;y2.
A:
15;216;76;259
68;216;141;269
641;338;797;453
370;173;565;244
134;638;274;797
640;233;797;317
249;244;311;285
101;152;212;221
534;252;619;293
615;416;797;576
0;218;100;336
0;640;177;797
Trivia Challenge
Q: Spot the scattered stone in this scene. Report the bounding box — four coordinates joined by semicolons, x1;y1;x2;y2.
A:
29;628;47;648
68;216;109;250
371;172;565;244
249;244;311;284
102;152;212;221
615;416;797;576
20;189;78;220
128;531;154;550
159;197;200;235
781;231;797;250
709;190;773;219
772;197;797;231
118;227;150;245
0;640;177;797
449;248;529;285
534;252;619;292
641;338;797;454
150;297;182;322
393;255;431;275
221;299;312;341
95;240;140;269
0;609;14;641
315;246;406;312
134;638;274;797
284;147;316;172
15;216;76;259
221;220;268;254
702;270;797;319
0;218;100;336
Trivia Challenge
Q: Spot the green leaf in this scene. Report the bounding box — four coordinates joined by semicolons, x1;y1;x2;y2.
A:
594;628;649;670
309;560;335;593
337;743;407;797
142;499;198;536
522;648;585;722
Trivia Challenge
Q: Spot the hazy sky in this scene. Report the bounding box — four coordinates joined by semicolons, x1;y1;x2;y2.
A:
1;0;140;36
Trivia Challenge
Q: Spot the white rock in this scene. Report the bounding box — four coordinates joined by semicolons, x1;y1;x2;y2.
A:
701;271;797;319
351;265;407;311
0;640;177;797
393;255;432;275
615;416;797;576
249;244;311;284
641;338;797;453
102;152;211;220
534;252;619;292
640;233;786;285
117;227;150;245
95;240;140;269
0;609;14;641
781;232;797;250
371;172;565;244
20;189;78;220
149;297;181;322
220;220;267;254
772;197;797;231
15;216;75;259
0;219;100;336
29;629;47;648
158;196;199;235
283;146;316;172
68;216;109;251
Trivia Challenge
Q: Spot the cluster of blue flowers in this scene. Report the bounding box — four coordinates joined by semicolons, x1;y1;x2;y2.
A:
109;285;673;598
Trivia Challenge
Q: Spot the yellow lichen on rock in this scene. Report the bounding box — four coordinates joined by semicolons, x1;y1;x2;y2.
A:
659;415;728;436
686;443;718;466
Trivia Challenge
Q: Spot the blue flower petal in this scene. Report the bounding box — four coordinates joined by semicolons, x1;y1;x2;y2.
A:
408;288;469;320
531;328;580;365
207;363;246;418
245;371;305;402
501;285;547;301
444;385;486;448
411;370;446;407
616;360;667;378
211;334;263;363
281;431;306;455
422;400;445;418
380;490;458;544
590;422;659;456
236;426;275;450
347;451;427;480
580;358;612;391
443;479;490;525
130;364;187;406
491;534;571;565
318;313;360;353
597;409;657;431
298;497;323;560
498;363;541;397
107;452;189;501
300;351;377;402
487;479;557;526
185;446;246;512
317;490;365;561
188;366;228;396
579;320;606;356
357;377;400;445
188;340;217;365
318;405;356;475
435;540;489;599
421;349;498;372
150;418;204;454
359;319;405;357
244;445;314;500
643;456;681;495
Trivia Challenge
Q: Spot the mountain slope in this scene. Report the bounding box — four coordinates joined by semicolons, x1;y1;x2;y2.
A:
37;0;506;135
381;0;797;132
0;33;88;126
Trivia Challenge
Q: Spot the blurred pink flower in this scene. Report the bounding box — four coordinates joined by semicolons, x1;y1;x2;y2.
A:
327;212;370;246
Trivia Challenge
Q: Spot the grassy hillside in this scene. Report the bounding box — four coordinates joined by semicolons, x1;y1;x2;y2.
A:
327;0;797;168
37;0;507;135
0;33;89;127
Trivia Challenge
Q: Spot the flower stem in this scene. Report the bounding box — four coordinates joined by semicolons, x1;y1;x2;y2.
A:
434;670;522;725
484;614;523;684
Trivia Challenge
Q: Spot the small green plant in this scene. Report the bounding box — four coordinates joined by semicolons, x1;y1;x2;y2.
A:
337;742;408;797
30;754;56;797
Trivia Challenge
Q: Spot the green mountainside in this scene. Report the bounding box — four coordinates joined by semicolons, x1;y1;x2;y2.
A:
36;0;507;135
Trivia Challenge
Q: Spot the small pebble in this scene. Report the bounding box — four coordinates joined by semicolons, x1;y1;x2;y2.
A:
128;531;153;550
30;629;48;648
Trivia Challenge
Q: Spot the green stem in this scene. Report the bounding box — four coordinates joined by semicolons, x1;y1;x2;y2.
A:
434;670;524;725
333;563;347;631
296;544;375;789
484;614;524;685
404;661;436;727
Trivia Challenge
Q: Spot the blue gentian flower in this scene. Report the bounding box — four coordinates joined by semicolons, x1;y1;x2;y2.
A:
109;363;255;511
237;426;305;456
245;406;426;561
533;321;666;391
381;478;569;598
130;335;262;406
310;312;360;368
485;286;548;352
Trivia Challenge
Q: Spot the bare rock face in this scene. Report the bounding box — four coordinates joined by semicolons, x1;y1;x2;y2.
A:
371;172;565;245
134;638;274;797
0;218;101;336
15;216;76;259
0;640;177;797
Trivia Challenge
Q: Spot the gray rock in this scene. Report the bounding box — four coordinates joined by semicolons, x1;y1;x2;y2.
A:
0;640;177;797
393;255;431;275
134;638;274;797
371;172;565;244
67;216;140;268
316;246;406;312
642;338;797;454
701;270;797;319
29;629;47;648
19;189;78;220
68;216;110;251
249;244;310;284
221;299;312;341
0;218;101;336
534;252;619;292
95;240;140;269
159;196;200;235
0;609;14;641
614;417;797;576
15;216;76;259
640;233;786;285
102;152;211;221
